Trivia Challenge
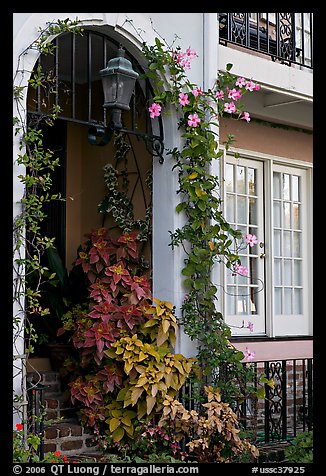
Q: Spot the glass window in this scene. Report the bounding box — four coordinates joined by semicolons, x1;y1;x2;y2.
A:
223;157;311;337
273;170;304;317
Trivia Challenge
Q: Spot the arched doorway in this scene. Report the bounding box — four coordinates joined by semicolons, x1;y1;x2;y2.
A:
26;27;163;363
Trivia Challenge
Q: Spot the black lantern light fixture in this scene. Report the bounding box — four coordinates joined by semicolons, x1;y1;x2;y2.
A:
88;45;165;163
100;45;139;130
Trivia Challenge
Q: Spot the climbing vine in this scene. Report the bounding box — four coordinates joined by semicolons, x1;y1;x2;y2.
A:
13;17;84;424
140;35;264;402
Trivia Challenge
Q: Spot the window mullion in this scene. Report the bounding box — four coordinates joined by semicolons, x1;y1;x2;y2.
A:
265;158;274;337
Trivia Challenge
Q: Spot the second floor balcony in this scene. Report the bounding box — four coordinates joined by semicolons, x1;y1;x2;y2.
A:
218;13;313;70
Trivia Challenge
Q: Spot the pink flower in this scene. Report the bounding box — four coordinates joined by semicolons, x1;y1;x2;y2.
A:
148;103;161;118
236;76;247;88
247;321;254;332
243;347;256;361
241;112;251;122
234;263;248;276
187;113;201;127
185;47;198;60
173;50;196;70
228;88;242;101
174;50;184;64
224;102;236;114
245;80;257;92
215;90;224;100
192;87;204;97
245;233;258;247
182;59;191;70
179;92;190;106
254;83;261;90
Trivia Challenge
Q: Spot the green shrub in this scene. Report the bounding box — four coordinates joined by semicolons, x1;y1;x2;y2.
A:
284;431;313;463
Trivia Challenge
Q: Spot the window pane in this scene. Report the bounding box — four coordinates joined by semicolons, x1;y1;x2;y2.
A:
237;196;246;224
225;164;234;192
226;266;236;284
283;231;292;257
273;201;281;227
292;175;300;201
226;193;235;222
227;287;236;314
284;288;292;314
293;232;301;258
248;256;258;284
283;202;291;229
237;292;248;315
250;288;258;314
283;174;290;200
293;260;302;285
293;203;301;229
274;230;281;256
273;172;281;199
236;166;245;193
284;259;292;286
294;289;303;314
238;256;249;285
249;197;257;225
274;259;282;285
274;287;282;314
247;167;256;195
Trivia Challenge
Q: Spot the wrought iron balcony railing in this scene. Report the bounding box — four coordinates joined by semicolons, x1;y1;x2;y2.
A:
218;13;313;70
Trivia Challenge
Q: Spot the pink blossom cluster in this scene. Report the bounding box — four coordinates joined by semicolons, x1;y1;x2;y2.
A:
187;113;200;127
242;320;254;332
173;47;198;70
216;76;260;123
243;347;256;361
148;102;162;119
233;263;248;276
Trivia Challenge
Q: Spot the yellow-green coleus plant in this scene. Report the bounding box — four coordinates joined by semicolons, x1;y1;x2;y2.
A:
104;300;195;440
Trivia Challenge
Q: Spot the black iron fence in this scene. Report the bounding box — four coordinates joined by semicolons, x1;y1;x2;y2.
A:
180;358;313;445
26;379;46;460
218;13;313;70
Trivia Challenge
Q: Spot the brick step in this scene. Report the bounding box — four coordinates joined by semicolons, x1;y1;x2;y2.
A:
45;393;77;421
258;442;290;463
27;370;63;396
27;369;101;458
44;420;99;456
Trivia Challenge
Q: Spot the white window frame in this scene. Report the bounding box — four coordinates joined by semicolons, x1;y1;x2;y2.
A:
294;13;312;67
215;148;313;338
221;155;266;336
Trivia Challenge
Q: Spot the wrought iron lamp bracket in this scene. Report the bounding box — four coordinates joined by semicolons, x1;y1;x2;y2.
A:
88;123;165;164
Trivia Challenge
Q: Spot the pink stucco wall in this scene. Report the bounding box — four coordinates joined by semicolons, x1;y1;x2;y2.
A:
220;117;312;163
234;339;313;362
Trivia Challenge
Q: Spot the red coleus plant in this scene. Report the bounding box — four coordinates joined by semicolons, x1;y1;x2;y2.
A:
84;320;120;364
116;231;139;260
70;376;103;407
59;227;195;444
60;227;156;428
